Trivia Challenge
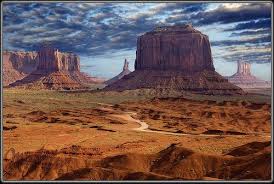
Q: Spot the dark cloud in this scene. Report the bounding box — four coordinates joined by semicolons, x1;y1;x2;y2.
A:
213;43;271;64
225;19;271;31
2;2;272;65
221;51;271;63
230;28;270;36
152;3;208;14
183;3;208;13
211;35;271;47
194;3;271;25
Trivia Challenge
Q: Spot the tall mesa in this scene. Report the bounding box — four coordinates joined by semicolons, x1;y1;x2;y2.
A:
105;24;244;95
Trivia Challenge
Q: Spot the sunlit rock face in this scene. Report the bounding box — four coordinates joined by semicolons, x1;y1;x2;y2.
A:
7;51;38;73
7;45;103;90
135;24;214;72
105;24;244;95
3;46;81;86
3;51;38;86
226;61;271;89
37;46;80;72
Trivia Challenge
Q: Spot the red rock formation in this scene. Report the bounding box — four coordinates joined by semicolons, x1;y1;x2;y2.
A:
105;59;131;85
226;61;271;89
36;46;80;72
105;24;244;95
8;51;38;73
8;46;103;90
237;61;251;75
3;51;37;86
135;25;214;72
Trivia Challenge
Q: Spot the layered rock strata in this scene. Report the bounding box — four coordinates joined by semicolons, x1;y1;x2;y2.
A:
226;61;271;89
105;24;244;95
36;46;80;72
135;25;214;72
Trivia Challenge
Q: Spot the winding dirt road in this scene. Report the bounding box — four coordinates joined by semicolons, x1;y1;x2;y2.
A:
99;106;271;138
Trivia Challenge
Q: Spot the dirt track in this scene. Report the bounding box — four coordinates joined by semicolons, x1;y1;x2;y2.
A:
100;106;271;138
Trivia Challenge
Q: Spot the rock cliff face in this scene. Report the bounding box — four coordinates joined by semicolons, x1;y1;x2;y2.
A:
7;46;103;90
3;51;37;86
105;59;131;85
36;46;80;72
105;24;244;95
226;61;271;89
135;25;214;72
8;51;38;73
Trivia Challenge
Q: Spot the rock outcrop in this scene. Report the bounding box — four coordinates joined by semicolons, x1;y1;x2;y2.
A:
135;25;214;72
36;46;80;72
3;51;38;86
105;24;244;95
8;46;103;90
105;59;131;85
226;61;271;89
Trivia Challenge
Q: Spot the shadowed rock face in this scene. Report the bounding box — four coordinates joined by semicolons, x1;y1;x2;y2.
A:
105;24;244;95
226;61;271;89
135;24;214;72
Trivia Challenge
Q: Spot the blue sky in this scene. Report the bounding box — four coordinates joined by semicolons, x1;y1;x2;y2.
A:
2;2;272;80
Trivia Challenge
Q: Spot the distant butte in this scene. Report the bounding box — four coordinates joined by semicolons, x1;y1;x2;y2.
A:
7;45;103;90
105;24;244;95
105;59;131;85
3;51;38;86
226;61;271;89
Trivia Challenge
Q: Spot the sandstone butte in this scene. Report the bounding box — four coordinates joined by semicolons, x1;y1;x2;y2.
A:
3;51;37;86
7;45;104;90
105;24;244;95
225;61;271;89
105;59;131;85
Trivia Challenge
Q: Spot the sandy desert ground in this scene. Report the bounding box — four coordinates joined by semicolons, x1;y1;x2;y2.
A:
2;88;272;180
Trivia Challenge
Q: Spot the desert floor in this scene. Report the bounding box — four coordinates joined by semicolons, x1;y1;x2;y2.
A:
2;88;272;180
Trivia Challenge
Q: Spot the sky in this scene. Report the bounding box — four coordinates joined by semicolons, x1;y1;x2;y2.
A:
2;2;272;80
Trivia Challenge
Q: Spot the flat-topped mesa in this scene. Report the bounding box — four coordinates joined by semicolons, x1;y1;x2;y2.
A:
135;24;214;72
237;60;251;75
36;46;80;72
226;60;271;89
149;24;201;34
7;46;104;89
105;24;244;95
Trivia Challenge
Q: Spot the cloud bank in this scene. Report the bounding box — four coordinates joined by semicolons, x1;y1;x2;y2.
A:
2;2;272;64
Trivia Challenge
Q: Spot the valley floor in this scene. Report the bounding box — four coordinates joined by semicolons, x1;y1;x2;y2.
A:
2;88;272;181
